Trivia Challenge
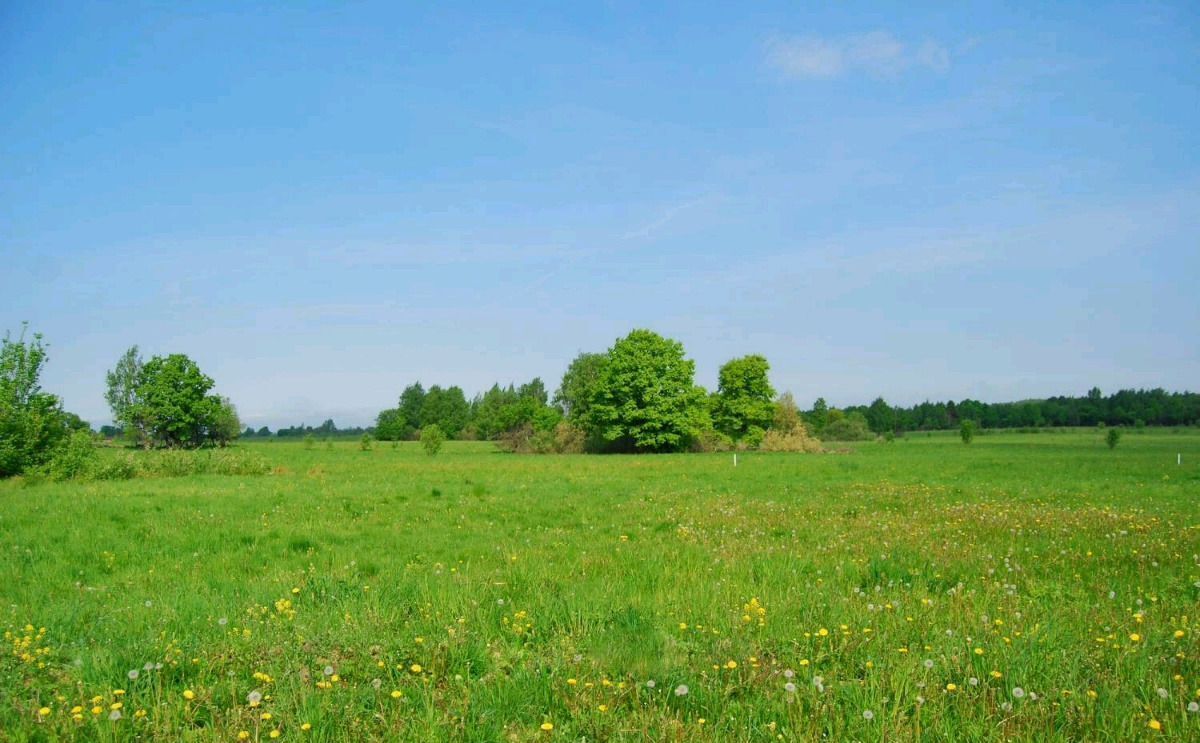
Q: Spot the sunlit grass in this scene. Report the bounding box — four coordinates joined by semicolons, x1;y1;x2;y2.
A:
2;430;1198;740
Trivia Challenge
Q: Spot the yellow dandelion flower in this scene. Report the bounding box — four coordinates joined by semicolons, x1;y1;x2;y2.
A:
410;664;422;674
540;721;554;731
270;730;281;739
725;660;738;669
38;707;51;717
567;678;577;686
183;690;195;701
598;704;608;712
1148;719;1162;731
946;683;957;692
1129;633;1142;643
391;690;403;699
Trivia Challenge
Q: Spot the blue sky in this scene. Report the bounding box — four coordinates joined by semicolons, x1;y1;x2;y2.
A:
2;1;1198;428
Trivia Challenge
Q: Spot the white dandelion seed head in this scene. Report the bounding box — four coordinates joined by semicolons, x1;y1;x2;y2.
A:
1188;701;1199;713
784;682;797;693
144;601;152;608
127;670;139;680
323;666;334;677
154;663;162;670
674;684;689;697
247;690;263;705
143;662;154;671
1029;692;1038;701
783;669;794;679
917;695;926;704
372;678;382;689
218;617;228;626
1000;701;1012;712
645;680;655;688
1012;687;1025;698
109;710;122;720
862;710;874;721
969;677;979;686
812;676;824;686
1157;688;1169;699
923;659;934;669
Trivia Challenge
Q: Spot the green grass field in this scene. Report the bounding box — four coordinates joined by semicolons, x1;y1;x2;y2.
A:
2;431;1199;741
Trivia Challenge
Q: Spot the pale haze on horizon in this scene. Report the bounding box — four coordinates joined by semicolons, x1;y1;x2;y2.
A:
2;2;1197;429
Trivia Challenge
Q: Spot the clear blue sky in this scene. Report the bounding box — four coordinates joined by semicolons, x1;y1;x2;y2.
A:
3;1;1197;428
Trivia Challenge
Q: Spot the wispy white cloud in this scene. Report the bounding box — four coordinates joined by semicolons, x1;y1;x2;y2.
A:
766;31;951;80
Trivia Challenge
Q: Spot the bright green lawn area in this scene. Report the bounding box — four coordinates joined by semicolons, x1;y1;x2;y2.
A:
2;430;1199;741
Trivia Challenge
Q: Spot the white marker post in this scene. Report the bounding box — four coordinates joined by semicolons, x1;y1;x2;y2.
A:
733;453;738;467
1179;453;1182;466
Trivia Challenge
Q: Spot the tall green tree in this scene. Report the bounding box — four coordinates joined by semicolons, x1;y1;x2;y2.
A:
712;354;776;443
0;326;68;476
397;383;426;432
585;329;708;452
421;385;470;438
554;352;607;423
104;345;144;443
866;397;896;434
809;397;829;433
130;354;222;448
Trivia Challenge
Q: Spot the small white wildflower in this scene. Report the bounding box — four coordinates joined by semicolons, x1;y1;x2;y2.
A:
916;695;925;704
645;680;655;689
372;678;382;689
674;684;689;697
1029;692;1038;701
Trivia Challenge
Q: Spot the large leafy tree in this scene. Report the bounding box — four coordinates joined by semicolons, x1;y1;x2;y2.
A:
0;326;69;476
585;329;708;452
712;354;776;443
554;352;607;423
130;354;222;448
397;383;426;432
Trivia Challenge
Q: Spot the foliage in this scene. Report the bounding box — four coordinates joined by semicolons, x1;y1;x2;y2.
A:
866;396;896;434
960;419;977;445
584;329;709;452
554;352;608;424
420;385;470;439
496;421;587;454
0;326;69;477
759;393;822;452
420;424;445;455
40;430;99;481
712;355;776;443
1106;427;1122;449
808;397;829;434
822;411;874;441
104;345;144;444
360;433;373;451
128;354;225;449
208;397;242;447
373;408;408;441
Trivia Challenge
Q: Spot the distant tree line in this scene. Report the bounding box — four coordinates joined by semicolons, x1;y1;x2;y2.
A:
239;420;370;439
808;386;1200;438
5;323;1200;478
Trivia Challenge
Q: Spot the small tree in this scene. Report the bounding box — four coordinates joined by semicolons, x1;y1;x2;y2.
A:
421;424;445;456
712;354;776;443
105;346;144;445
360;433;373;451
1106;428;1121;450
0;326;68;476
960;419;977;445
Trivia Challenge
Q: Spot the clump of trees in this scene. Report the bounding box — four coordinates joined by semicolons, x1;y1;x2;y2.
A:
105;346;240;448
1;326;89;476
375;329;823;455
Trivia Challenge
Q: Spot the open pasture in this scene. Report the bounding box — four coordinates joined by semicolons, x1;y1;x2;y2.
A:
2;431;1199;741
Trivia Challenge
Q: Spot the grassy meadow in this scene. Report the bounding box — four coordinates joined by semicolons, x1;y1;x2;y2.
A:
2;430;1199;741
